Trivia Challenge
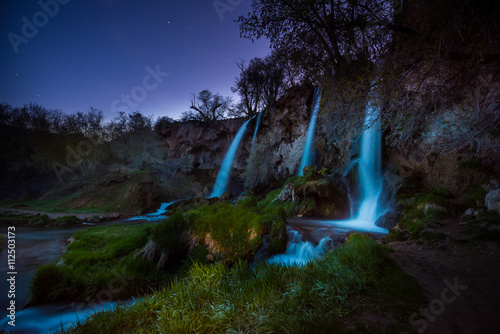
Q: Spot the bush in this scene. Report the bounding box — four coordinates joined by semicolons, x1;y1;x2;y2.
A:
152;211;189;264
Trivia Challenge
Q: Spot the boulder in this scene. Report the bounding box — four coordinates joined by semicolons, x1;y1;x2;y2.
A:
317;237;334;254
485;189;500;214
277;183;295;202
375;210;403;229
220;192;232;201
295;174;351;219
462;208;476;218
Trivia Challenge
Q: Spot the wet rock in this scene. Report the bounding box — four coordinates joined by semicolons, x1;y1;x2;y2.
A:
220;192;232;201
462;208;476;218
317;237;334;254
375;210;403;229
485;189;500;214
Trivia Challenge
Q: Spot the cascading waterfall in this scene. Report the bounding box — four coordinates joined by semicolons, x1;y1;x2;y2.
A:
250;112;263;150
324;100;388;234
210;116;254;198
298;88;322;176
355;102;385;224
268;230;332;266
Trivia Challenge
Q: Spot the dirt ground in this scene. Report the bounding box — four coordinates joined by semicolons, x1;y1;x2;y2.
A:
388;218;500;334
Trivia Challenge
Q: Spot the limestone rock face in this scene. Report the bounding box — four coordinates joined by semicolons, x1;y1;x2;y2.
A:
386;143;493;195
485;189;500;214
158;117;248;172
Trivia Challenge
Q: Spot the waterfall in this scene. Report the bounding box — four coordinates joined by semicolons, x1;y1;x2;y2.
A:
210;117;254;198
269;96;387;266
298;88;322;176
268;229;332;266
321;101;387;233
356;102;384;223
250;112;263;150
126;200;178;221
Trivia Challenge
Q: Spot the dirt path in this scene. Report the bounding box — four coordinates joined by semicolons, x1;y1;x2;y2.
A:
388;218;500;334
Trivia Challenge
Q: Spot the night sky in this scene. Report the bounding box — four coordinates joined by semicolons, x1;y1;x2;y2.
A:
0;0;270;119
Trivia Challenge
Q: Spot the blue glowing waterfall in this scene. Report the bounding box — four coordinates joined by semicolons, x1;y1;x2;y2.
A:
210;117;254;198
250;112;263;150
298;88;322;176
356;102;384;224
268;95;387;265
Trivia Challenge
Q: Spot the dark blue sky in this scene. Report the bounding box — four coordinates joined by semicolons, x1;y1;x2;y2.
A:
0;0;270;119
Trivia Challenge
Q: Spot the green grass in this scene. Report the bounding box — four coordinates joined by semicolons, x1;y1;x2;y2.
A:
397;187;454;237
65;235;424;333
0;212;50;225
29;223;165;305
385;229;407;242
185;199;288;261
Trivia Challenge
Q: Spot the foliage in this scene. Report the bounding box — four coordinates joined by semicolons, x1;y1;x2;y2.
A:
385;229;407;242
66;235;423;333
238;0;408;83
230;54;286;118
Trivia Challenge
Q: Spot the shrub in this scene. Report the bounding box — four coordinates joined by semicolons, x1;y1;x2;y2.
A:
152;211;189;257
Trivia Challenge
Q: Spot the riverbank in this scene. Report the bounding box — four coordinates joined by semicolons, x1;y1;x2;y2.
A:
0;208;122;226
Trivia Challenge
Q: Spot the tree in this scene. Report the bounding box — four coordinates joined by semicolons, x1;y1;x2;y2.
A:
181;90;231;122
231;54;286;118
238;0;414;83
154;116;174;133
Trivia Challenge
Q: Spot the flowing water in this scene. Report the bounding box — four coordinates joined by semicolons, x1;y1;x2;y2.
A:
210;117;254;198
0;300;134;333
250;112;263;151
125;200;178;222
298;88;322;176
